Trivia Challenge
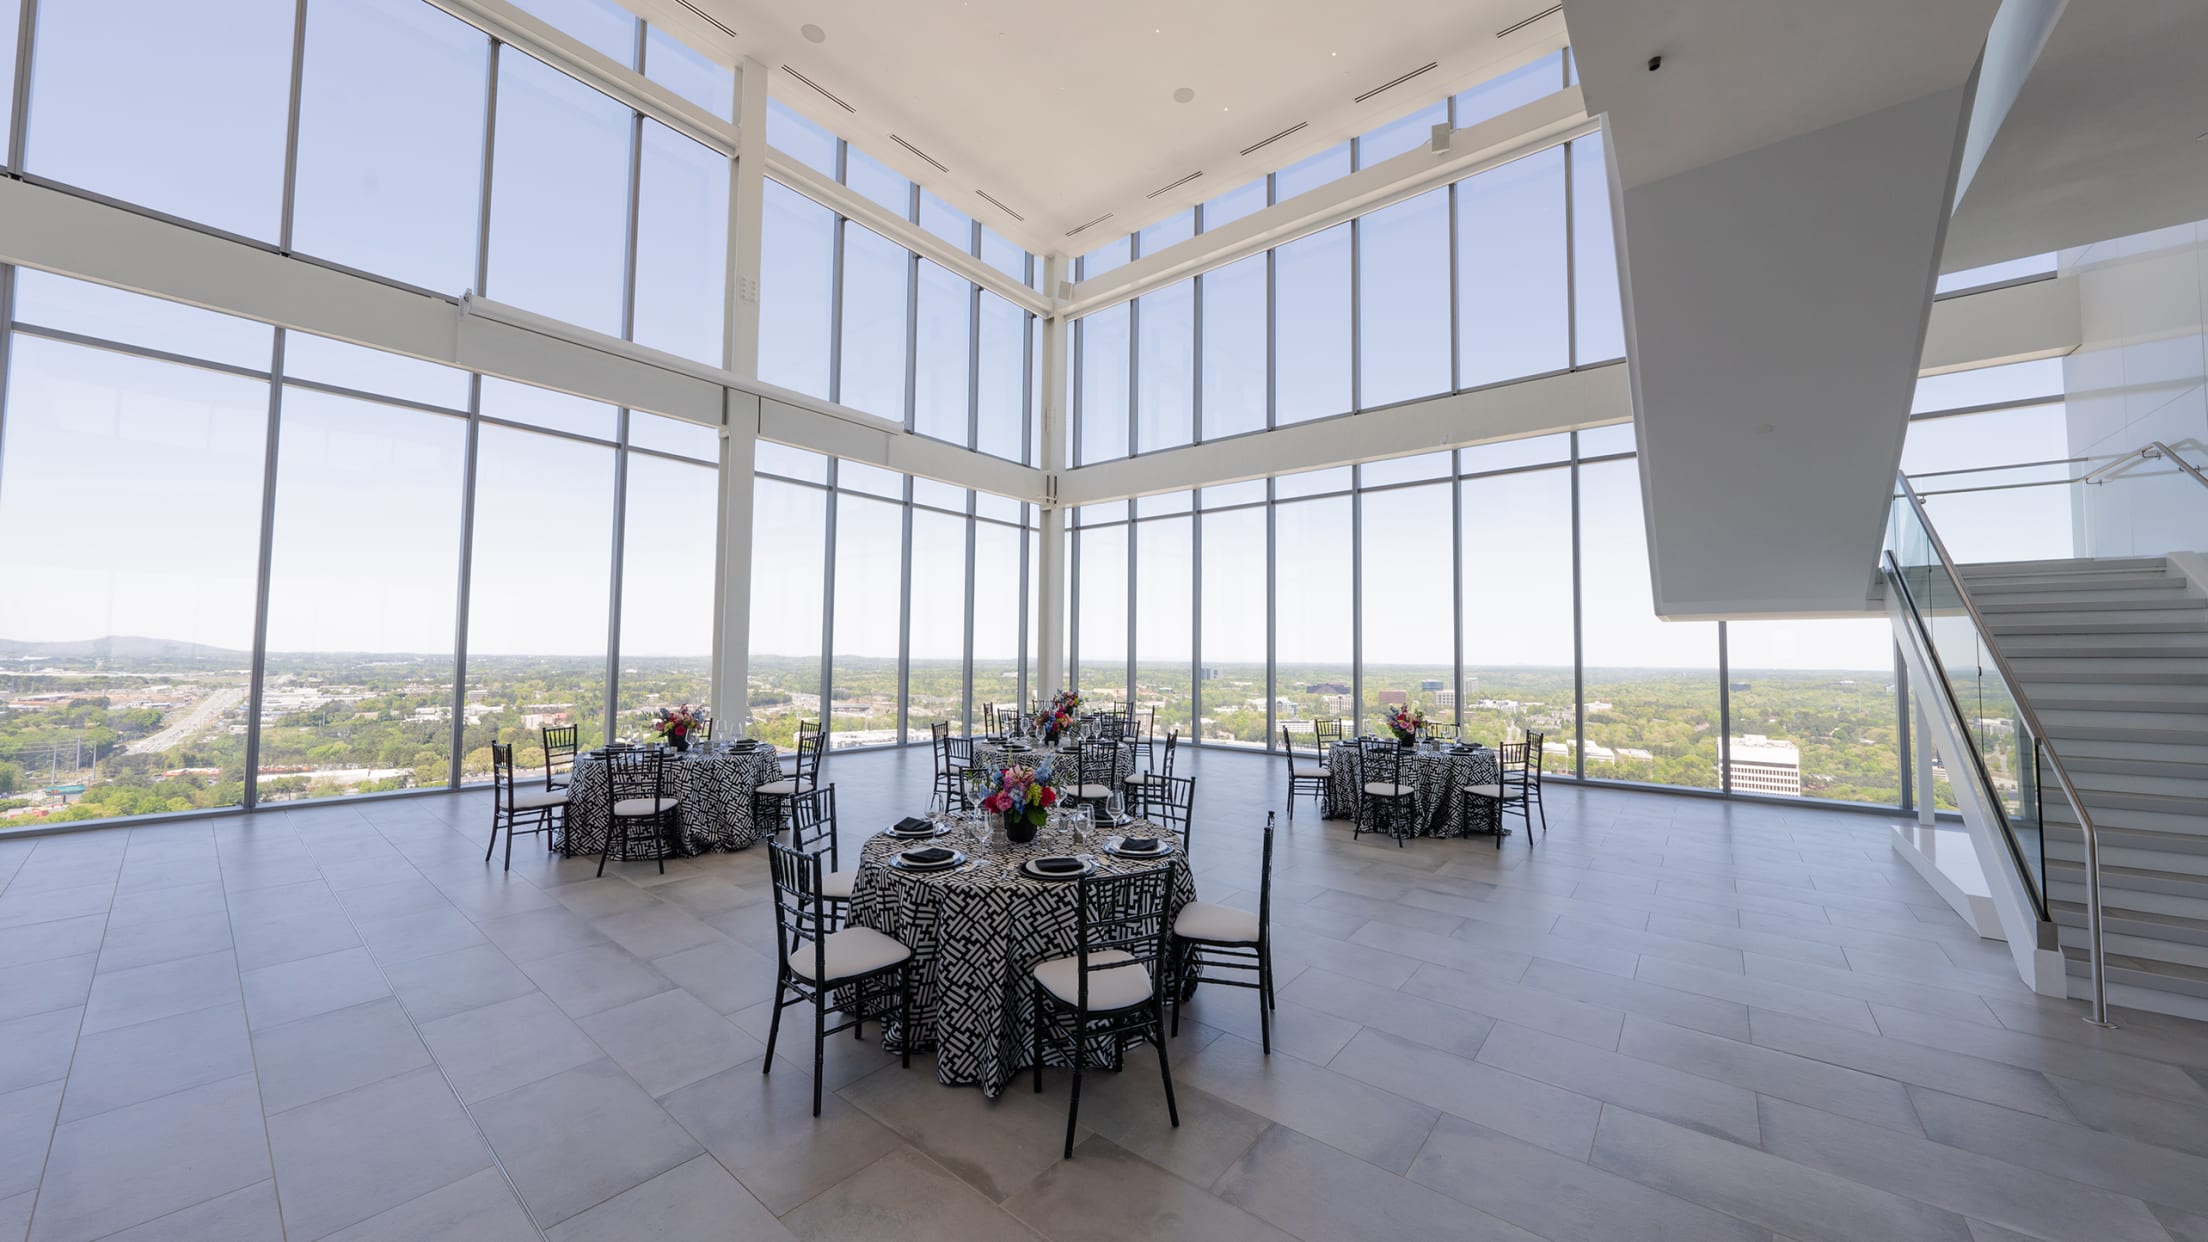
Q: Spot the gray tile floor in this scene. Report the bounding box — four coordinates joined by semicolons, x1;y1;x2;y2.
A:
3;747;2207;1241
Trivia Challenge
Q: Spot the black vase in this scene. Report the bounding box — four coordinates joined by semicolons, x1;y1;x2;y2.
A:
669;733;690;753
1004;811;1038;844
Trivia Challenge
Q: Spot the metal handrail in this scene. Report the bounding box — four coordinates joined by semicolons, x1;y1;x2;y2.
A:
1891;472;2117;1028
2082;440;2208;488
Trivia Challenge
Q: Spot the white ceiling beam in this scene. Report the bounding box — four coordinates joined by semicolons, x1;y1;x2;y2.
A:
1919;274;2078;375
1058;88;1596;320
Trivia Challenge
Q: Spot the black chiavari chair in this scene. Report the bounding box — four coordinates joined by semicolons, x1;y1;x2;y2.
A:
1171;812;1275;1051
599;747;679;876
1354;736;1418;847
1281;725;1328;821
488;742;567;870
763;841;914;1116
1030;865;1178;1158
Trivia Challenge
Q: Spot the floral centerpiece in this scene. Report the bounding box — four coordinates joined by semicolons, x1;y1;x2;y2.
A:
1032;689;1080;745
975;762;1058;844
1385;704;1427;746
650;704;706;752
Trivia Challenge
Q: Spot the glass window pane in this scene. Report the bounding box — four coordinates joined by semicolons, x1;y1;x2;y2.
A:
837;224;911;421
1576;422;1636;457
1902;403;2075;563
914;262;971;444
260;388;463;802
1135;517;1192;738
1080;236;1132;281
842;146;911;219
1199;506;1268;747
26;0;294;240
632;120;731;365
1462;431;1570;474
1358;101;1447;169
1360;481;1455;731
618;454;716;728
912;478;965;511
906;509;968;738
0;336;264;823
760;182;836;400
1458;147;1568;388
1726;620;1899;804
1454;51;1564;128
479;376;618;439
1571;133;1626;365
1357;187;1451;407
980;228;1027;285
1911;359;2063;413
1075;524;1127;705
1274;497;1352;733
1578;457;1720;787
628;412;719;461
510;0;635;65
1078;500;1129;525
918;189;972;251
0;0;17;159
1201;479;1267;508
1201;179;1268;232
487;51;632;337
293;0;487;294
1138;210;1194;256
11;272;272;369
755;440;827;482
830;494;902;746
1460;466;1573;758
1137;283;1194;453
1077;304;1130;464
282;332;471;410
976;293;1027;461
1275;466;1352;499
973;521;1022;727
1200;254;1267;440
1274;224;1351;424
748;477;826;746
643;25;732;119
1274;143;1350;200
1135;491;1193;517
463;426;615;773
766;98;837;177
975;491;1021;523
837;459;903;499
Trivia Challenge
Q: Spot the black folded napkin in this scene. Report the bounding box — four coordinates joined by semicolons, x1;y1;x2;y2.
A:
1032;856;1085;874
1121;837;1160;853
891;816;931;834
902;846;954;864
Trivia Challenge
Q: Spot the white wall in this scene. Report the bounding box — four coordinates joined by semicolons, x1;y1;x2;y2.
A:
2062;221;2208;558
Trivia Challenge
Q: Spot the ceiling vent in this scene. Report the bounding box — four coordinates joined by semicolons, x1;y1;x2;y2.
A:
1239;121;1307;157
1496;5;1563;38
889;135;949;174
781;65;855;113
1354;61;1439;104
1064;212;1115;238
974;190;1024;221
1145;171;1203;200
674;0;738;39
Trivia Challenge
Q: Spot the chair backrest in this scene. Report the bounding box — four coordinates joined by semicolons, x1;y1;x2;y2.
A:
1136;706;1156;742
787;782;838;871
1096;712;1128;744
1497;739;1535;779
491;741;518;811
1520;731;1547;781
1077;739;1119;790
1280;724;1312;767
946;731;973;766
1312;717;1344;755
1256;811;1277;945
1151;773;1196;854
604;748;667;818
696;713;713;743
1427;722;1460;742
543;725;578;783
1072;865;1172;1013
767;840;833;982
982;702;997;734
1155;730;1180;781
1357;735;1406;787
792;727;825;784
930;721;951;775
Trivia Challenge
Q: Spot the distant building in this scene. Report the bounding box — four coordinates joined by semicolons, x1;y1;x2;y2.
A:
1306;682;1350;695
1377;690;1407;707
1725;734;1802;796
1319;693;1352;716
1419;679;1444;691
1730;682;1752;692
1433;690;1456;711
1199;667;1220;680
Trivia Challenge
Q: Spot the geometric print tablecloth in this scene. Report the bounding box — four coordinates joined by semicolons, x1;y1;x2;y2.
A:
845;821;1196;1097
1324;742;1502;838
558;745;787;857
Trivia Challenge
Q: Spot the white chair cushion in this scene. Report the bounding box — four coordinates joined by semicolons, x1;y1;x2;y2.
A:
1291;764;1328;778
511;787;568;810
788;926;912;982
547;774;571;788
1123;773;1155;786
1032;949;1154;1010
1462;783;1504;799
755;779;799;795
820;868;857;901
1364;782;1414;798
612;796;678;817
1073;784;1113;800
1173;901;1259;945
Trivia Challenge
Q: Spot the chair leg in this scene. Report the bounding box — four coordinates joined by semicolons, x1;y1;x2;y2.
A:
596;818;617;877
1152;999;1181;1129
1063;1034;1084;1159
1262;946;1277;1011
762;982;786;1072
1033;1005;1045;1095
812;998;827;1118
1256;974;1272;1054
899;968;911;1070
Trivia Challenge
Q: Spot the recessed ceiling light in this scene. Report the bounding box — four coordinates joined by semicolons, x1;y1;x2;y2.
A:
800;23;826;43
1173;87;1195;103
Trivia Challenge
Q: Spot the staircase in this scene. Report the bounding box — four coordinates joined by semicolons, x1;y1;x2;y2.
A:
1960;555;2208;1019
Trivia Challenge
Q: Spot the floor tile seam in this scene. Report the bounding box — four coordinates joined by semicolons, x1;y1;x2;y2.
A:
0;886;122;932
48;995;257;1127
1744;1007;2076;1118
11;900;102;1242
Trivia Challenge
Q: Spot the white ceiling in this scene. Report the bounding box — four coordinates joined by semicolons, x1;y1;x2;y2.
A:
1944;0;2208;271
654;0;1567;254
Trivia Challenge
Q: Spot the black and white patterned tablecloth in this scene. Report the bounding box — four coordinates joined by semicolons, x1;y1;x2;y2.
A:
1324;743;1502;837
560;746;787;857
970;741;1135;798
845;821;1196;1097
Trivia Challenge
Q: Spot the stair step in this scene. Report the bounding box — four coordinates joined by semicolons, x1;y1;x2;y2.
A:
2047;872;2208;923
2062;753;2208;782
2051;899;2208;947
2065;766;2208;800
2006;657;2208;683
1960;556;2172;576
1998;637;2208;659
2032;685;2208;712
2044;801;2208;838
1978;588;2198;610
2056;736;2208;766
2041;712;2208;743
1985;613;2208;635
1966;571;2182;594
2047;857;2208;902
2061;945;2208;1001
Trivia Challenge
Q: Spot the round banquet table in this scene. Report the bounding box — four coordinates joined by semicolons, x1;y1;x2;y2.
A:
1323;741;1502;838
559;744;787;857
845;819;1197;1097
970;739;1135;794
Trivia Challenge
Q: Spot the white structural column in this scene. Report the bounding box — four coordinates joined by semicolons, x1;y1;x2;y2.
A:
727;58;770;380
1035;255;1070;697
710;60;770;730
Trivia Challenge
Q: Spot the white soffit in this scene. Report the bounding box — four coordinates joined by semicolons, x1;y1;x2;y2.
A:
645;0;1568;253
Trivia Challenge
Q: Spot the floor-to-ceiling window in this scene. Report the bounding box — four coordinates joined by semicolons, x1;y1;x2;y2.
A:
1133;500;1195;739
1357;458;1456;731
747;446;830;748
